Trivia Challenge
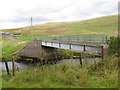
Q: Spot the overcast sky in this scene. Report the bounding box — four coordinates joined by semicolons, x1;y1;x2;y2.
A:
0;0;119;29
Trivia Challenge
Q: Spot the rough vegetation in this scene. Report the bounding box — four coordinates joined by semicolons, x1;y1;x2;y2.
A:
108;36;120;56
2;56;118;88
2;36;28;61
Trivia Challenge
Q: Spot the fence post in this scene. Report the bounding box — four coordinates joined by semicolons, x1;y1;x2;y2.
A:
79;54;82;65
58;36;60;40
77;36;79;41
102;36;105;43
4;60;10;75
90;35;91;42
68;36;70;41
54;53;58;64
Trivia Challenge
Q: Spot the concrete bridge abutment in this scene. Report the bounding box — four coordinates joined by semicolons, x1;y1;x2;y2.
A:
14;40;59;61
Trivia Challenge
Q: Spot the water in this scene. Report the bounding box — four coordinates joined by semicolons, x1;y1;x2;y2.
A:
0;61;26;71
0;57;101;71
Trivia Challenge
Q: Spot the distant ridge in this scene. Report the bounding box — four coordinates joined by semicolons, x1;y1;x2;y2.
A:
2;15;118;35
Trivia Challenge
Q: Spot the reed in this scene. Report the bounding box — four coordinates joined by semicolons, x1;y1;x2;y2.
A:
2;56;118;88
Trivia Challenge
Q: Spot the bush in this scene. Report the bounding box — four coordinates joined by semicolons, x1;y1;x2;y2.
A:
58;49;79;58
108;36;120;56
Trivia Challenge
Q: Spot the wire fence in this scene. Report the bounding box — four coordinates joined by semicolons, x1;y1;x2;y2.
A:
14;35;117;44
53;35;117;44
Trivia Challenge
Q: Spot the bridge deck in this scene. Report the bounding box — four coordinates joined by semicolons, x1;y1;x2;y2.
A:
41;40;106;57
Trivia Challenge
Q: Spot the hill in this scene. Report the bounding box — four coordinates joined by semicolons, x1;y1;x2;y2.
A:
2;15;118;35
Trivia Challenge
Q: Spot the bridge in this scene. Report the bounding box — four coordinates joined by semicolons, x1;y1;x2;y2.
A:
14;35;108;62
41;40;104;57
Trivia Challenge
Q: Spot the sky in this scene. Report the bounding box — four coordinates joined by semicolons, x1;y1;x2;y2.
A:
0;0;119;29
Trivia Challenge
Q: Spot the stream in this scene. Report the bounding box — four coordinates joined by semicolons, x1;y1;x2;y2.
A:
0;57;101;71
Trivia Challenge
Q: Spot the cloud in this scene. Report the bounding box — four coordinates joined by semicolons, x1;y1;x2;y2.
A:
0;0;119;29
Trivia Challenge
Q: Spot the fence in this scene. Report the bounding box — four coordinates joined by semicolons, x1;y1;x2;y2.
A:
53;35;117;44
14;35;117;43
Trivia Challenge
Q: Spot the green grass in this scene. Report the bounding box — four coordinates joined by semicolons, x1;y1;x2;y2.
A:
14;36;32;41
2;56;118;88
1;15;118;35
64;15;118;35
14;35;54;41
2;36;28;60
108;36;120;55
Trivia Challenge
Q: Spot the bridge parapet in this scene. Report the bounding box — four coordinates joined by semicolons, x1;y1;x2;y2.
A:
41;40;103;57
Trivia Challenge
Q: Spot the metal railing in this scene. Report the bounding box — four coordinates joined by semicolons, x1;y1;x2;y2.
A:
41;41;103;55
53;35;117;44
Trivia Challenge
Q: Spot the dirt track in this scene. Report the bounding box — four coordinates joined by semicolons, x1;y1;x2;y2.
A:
7;37;20;42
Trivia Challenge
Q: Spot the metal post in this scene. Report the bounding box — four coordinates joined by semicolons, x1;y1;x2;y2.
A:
31;17;33;40
90;35;92;42
59;43;61;47
68;36;70;41
59;36;60;40
45;42;47;45
78;36;79;41
69;44;71;49
83;45;86;52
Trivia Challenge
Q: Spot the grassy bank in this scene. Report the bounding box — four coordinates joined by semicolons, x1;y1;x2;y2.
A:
2;36;28;61
2;56;118;88
14;35;54;41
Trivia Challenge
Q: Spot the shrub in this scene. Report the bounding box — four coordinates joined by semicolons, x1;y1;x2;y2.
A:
108;36;120;56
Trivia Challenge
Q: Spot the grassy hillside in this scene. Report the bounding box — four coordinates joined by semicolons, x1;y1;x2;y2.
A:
2;15;118;35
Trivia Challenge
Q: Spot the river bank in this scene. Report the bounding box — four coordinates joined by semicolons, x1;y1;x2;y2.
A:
1;36;28;61
2;56;118;88
1;57;101;71
1;35;119;88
